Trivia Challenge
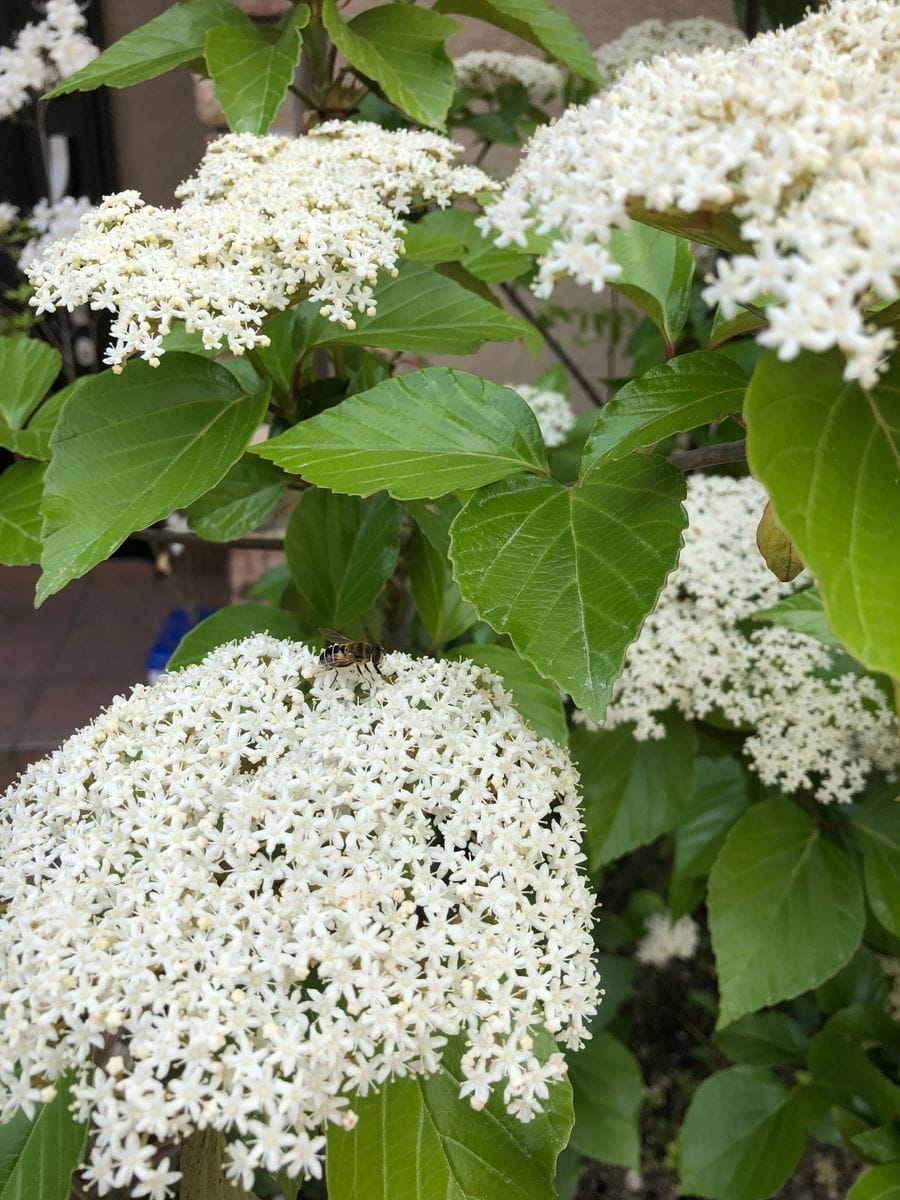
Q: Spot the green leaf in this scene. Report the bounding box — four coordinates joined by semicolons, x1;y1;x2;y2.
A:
255;368;548;500
38;354;269;604
581;352;748;471
847;1164;900;1200
433;0;599;81
708;799;865;1027
591;956;637;1030
403;209;532;285
851;1124;900;1165
409;525;476;647
750;587;844;653
0;336;61;456
679;1066;806;1200
186;456;288;542
607;222;695;350
807;1030;900;1126
44;0;247;96
284;489;400;628
448;643;567;745
205;6;308;135
571;716;696;872
707;296;778;349
0;1075;88;1200
853;792;900;937
322;0;461;129
326;1033;573;1200
256;261;537;394
745;349;900;679
0;461;46;566
167;605;308;672
566;1032;642;1169
450;455;688;721
716;1012;809;1068
670;756;750;915
815;948;890;1014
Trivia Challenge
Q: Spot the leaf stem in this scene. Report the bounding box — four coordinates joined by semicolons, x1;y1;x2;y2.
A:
667;439;747;472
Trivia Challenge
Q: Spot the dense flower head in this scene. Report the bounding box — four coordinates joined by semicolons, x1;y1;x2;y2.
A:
508;381;576;447
593;17;744;84
577;475;900;803
0;0;98;118
0;636;598;1196
0;202;19;233
454;50;563;102
26;124;494;369
484;0;900;386
635;913;699;967
16;194;92;272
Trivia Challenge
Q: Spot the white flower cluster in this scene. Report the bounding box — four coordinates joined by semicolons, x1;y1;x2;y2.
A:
0;0;98;118
580;475;900;803
508;381;576;447
593;18;744;85
0;636;598;1197
17;194;92;272
485;0;900;386
454;50;563;102
26;123;494;368
0;201;19;233
635;913;699;967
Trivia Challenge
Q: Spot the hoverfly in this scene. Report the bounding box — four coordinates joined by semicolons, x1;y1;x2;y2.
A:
318;629;388;679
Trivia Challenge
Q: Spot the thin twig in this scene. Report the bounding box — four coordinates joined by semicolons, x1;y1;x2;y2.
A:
500;283;606;407
667;438;746;472
135;528;286;552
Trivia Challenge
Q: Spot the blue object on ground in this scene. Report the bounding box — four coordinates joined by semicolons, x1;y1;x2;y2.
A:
145;608;217;682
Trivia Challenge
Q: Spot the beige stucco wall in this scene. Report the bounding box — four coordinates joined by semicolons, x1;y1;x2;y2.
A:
100;0;739;400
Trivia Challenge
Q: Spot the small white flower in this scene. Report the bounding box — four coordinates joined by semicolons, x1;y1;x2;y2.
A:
594;17;744;85
577;475;900;804
0;1;98;118
486;0;900;386
507;382;576;447
635;913;699;967
454;51;563;102
27;124;495;366
0;638;599;1195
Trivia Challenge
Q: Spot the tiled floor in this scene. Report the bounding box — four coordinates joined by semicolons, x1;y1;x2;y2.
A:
1;557;229;791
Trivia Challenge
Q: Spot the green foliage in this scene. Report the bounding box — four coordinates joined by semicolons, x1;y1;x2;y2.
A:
0;1076;88;1200
581;351;748;469
0;461;45;566
566;1032;643;1169
45;0;247;95
807;1029;900;1126
750;586;843;652
715;1011;809;1068
403;209;533;284
325;1033;573;1200
167;605;309;672
451;455;687;720
284;488;400;629
256;368;548;499
746;349;900;679
447;643;567;744
205;6;309;135
679;1067;807;1200
186;456;288;542
256;261;539;394
0;336;61;457
409;525;477;647
322;0;460;130
571;716;696;873
847;1164;900;1199
37;354;269;604
708;799;865;1027
670;756;749;918
606;223;695;352
433;0;599;82
854;792;900;936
